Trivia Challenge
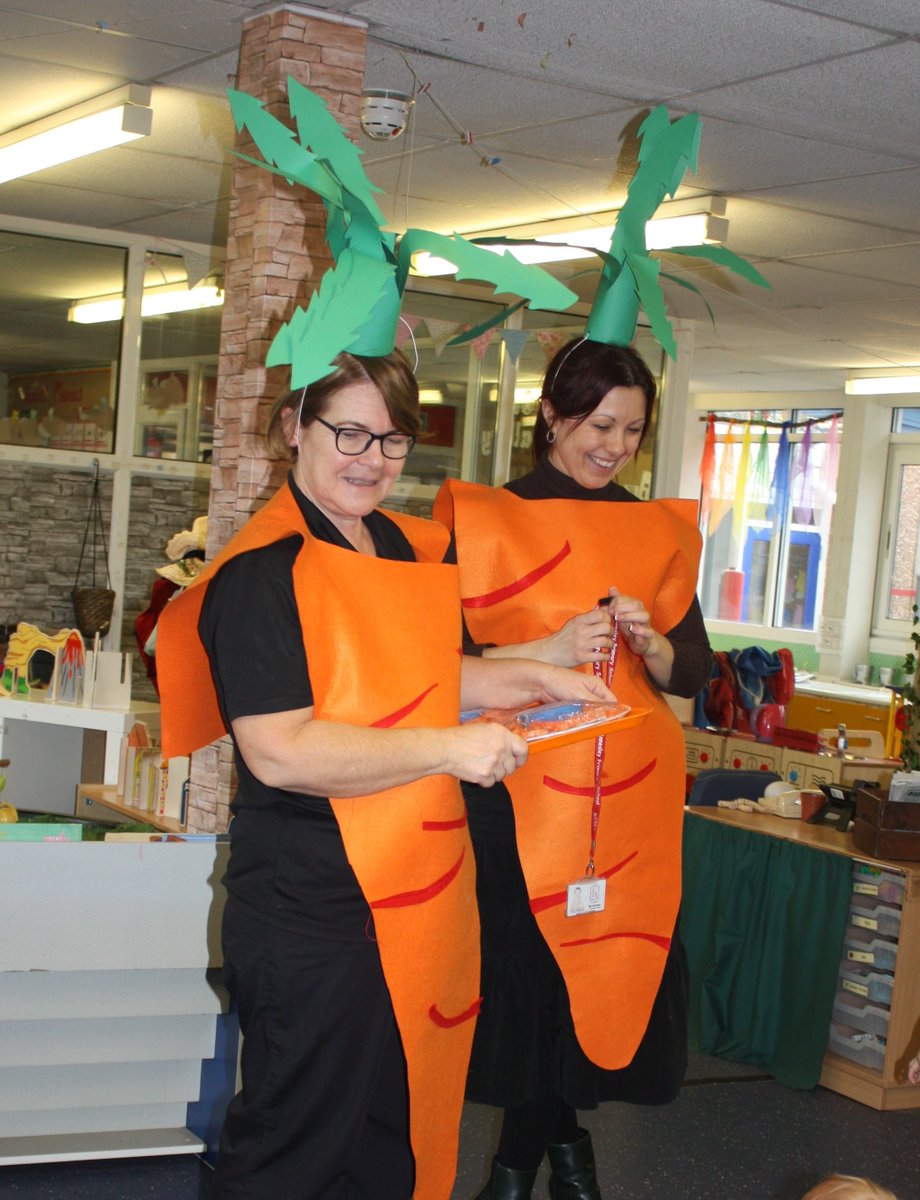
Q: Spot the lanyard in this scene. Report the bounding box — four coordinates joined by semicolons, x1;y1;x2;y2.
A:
586;602;619;877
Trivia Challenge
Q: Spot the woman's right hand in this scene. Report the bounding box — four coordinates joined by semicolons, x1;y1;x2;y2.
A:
444;723;529;786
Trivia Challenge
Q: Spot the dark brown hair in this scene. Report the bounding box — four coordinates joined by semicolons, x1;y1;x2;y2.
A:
267;350;420;460
533;337;657;462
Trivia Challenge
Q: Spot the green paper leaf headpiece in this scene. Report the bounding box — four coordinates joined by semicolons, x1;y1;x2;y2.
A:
228;81;579;389
583;107;769;358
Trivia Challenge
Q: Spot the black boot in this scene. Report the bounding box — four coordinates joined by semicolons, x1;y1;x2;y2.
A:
473;1157;539;1199
546;1128;602;1199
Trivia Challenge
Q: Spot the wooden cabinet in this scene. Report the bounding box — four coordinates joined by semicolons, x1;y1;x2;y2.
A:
687;807;920;1110
785;683;898;757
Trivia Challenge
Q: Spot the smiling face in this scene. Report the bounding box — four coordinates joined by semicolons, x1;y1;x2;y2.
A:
544;385;647;488
292;380;407;532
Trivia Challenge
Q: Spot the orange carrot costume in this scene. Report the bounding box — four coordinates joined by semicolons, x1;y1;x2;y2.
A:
158;484;480;1200
434;479;701;1069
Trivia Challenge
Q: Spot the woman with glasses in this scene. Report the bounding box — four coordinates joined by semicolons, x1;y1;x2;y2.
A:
158;349;615;1200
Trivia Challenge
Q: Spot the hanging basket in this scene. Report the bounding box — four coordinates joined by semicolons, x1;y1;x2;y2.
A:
71;585;116;639
72;461;116;639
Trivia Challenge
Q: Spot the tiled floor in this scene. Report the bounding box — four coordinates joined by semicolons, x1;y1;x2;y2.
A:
3;1056;919;1199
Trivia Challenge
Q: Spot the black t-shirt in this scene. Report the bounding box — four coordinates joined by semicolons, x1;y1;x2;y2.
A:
198;476;415;934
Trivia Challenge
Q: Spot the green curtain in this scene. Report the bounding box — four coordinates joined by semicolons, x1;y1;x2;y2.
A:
680;813;852;1089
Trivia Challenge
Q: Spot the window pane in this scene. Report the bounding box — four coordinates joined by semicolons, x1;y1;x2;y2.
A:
135;254;221;463
0;230;125;452
699;414;840;632
892;408;920;433
886;462;920;620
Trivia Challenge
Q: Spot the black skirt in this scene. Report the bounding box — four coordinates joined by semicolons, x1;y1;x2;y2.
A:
464;781;688;1111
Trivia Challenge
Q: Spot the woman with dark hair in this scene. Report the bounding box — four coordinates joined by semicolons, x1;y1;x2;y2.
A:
157;349;615;1200
435;336;712;1200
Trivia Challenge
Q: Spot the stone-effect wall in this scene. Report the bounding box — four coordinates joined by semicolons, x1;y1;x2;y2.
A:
0;461;209;703
187;7;368;834
0;462;113;633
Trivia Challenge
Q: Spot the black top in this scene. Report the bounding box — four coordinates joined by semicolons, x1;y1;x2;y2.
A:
459;456;712;697
198;475;414;935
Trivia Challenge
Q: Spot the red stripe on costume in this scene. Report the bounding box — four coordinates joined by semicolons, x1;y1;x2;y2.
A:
370;850;465;909
371;682;439;728
429;997;482;1028
543;758;656;797
461;542;571;608
529;851;638;914
560;931;672;950
422;817;468;831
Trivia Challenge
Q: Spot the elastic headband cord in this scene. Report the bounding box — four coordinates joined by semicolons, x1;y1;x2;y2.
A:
546;335;587;399
399;317;420;372
293;384;308;450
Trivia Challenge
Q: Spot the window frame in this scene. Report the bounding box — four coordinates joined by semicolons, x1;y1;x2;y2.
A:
873;436;920;640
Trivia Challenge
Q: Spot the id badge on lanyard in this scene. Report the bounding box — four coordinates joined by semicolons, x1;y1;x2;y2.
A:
566;599;619;918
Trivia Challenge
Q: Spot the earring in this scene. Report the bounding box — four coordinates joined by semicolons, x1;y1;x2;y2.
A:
546;429;556;444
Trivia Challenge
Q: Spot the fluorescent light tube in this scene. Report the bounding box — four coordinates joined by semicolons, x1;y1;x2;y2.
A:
0;85;152;184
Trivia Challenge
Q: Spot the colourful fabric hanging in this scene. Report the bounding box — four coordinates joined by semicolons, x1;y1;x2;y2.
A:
731;423;752;562
791;424;814;525
699;414;716;527
710;421;736;533
767;422;790;526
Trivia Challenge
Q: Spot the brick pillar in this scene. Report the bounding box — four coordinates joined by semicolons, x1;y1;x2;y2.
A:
185;5;368;833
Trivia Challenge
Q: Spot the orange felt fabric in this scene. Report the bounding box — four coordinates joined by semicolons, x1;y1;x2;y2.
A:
434;479;701;1069
158;486;475;1200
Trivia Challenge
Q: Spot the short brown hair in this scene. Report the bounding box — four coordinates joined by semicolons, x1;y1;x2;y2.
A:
267;350;419;460
534;337;657;462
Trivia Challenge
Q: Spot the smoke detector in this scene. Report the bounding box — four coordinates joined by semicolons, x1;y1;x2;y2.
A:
360;89;414;140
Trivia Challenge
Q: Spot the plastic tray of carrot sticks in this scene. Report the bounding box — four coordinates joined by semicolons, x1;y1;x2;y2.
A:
459;700;649;753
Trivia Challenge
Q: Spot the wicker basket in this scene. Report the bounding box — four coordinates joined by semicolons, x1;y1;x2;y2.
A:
71;585;116;638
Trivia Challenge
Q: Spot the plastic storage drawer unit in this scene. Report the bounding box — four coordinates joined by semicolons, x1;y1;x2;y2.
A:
849;894;902;939
827;1022;886;1072
852;862;906;906
837;960;895;1006
831;990;891;1039
843;926;899;972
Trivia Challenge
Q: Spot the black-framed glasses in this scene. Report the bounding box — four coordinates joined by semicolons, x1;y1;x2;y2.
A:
314;415;415;459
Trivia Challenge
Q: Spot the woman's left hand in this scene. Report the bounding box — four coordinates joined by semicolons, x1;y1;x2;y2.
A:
603;587;675;689
604;589;658;658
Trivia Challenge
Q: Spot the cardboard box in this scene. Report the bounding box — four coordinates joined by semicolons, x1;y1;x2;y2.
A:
723;735;784;773
781;748;900;792
683;727;727;775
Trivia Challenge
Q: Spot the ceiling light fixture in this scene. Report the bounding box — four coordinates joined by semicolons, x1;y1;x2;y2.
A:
0;84;153;185
845;375;920;395
411;200;730;276
68;280;224;325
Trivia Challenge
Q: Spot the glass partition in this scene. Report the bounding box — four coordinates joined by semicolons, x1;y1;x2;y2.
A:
0;229;126;452
134;253;221;462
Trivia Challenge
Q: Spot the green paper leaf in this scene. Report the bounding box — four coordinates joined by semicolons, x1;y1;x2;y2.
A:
266;250;396;389
659;270;717;329
666;243;771;289
227;90;343;208
447;299;528;345
287;78;386;228
397;229;577;311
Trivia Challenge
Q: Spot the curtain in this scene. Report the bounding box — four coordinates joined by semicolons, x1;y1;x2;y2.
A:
680;813;851;1089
